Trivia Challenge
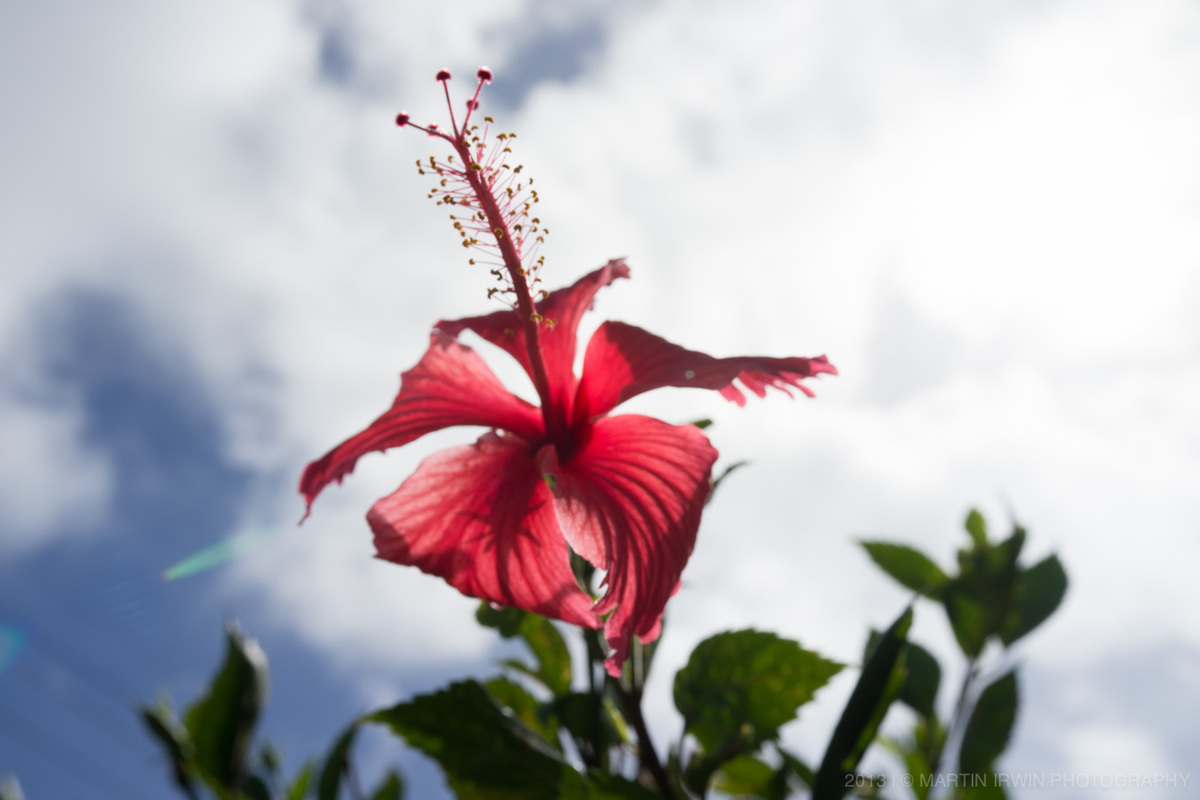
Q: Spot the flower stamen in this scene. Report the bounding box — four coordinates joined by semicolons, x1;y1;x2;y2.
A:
395;69;548;312
395;67;566;440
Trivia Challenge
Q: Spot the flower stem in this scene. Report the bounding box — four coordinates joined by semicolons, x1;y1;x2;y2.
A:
582;626;606;770
930;654;979;781
581;627;675;797
608;674;677;800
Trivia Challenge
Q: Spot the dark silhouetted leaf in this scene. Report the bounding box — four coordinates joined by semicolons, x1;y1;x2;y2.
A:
542;691;628;753
139;699;198;796
709;461;750;504
713;755;776;797
477;604;572;695
778;748;816;790
1001;555;1067;645
898;641;941;718
860;542;949;597
369;770;405;800
964;510;988;546
0;777;25;800
674;630;842;754
140;700;193;766
242;774;272;800
996;525;1025;570
259;742;282;778
942;585;988;657
864;630;940;719
318;724;359;800
476;603;526;638
369;680;582;800
287;761;314;800
581;771;661;800
184;623;268;791
813;608;912;800
960;671;1017;776
962;778;1008;800
485;677;560;749
684;737;755;796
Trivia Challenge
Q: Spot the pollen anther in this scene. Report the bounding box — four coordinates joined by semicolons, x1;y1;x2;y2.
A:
398;69;549;312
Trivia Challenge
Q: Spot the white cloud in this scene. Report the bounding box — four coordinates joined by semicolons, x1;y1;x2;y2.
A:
1064;725;1175;779
0;390;113;552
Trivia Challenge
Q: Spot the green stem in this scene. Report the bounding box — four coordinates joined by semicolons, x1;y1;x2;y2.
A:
583;627;606;770
607;668;677;800
931;655;978;782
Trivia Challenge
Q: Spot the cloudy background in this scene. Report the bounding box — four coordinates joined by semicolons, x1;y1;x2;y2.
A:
2;0;1198;797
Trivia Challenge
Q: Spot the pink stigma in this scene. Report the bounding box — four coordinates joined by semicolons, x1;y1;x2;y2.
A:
393;67;548;311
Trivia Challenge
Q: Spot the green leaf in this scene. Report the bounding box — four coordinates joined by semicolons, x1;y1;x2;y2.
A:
898;641;941;718
0;777;25;800
140;699;194;765
477;603;572;695
860;542;949;597
689;418;714;430
242;774;272;800
880;729;940;800
959;671;1018;776
368;680;582;800
497;659;543;685
712;755;776;797
777;748;816;790
259;742;282;778
1000;555;1068;645
518;614;572;696
864;631;940;719
684;744;754;797
485;677;560;749
997;525;1026;570
674;630;842;753
813;608;912;800
962;779;1008;800
287;761;315;800
139;699;199;797
709;460;750;504
184;623;269;791
581;772;661;800
942;584;988;657
542;692;628;753
902;750;934;800
369;770;405;800
476;603;526;638
317;724;359;800
964;510;988;546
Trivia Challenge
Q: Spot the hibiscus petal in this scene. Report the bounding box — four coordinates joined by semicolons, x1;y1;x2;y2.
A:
299;332;544;515
542;415;718;676
368;431;598;629
435;260;631;419
575;321;838;420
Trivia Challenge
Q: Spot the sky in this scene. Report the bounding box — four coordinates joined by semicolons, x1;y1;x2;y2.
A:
1;0;1199;798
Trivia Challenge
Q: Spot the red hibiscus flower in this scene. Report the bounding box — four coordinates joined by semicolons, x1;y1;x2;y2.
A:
300;70;836;675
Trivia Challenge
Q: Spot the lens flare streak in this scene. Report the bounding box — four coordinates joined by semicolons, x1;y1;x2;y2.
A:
161;529;276;581
0;625;25;675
